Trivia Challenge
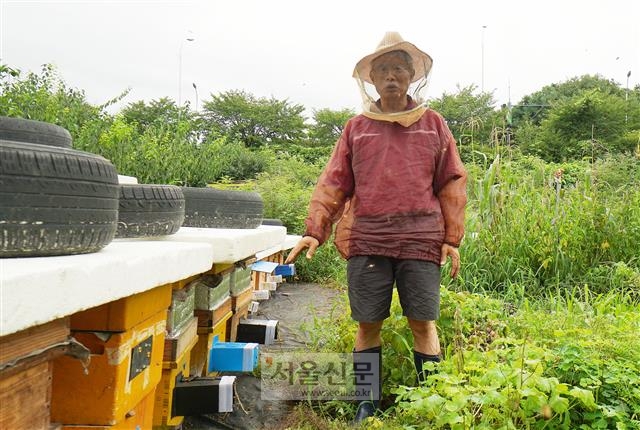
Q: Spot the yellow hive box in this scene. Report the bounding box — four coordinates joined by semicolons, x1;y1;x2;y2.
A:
190;310;233;377
170;275;200;291
206;262;235;276
70;284;172;332
61;387;156;430
51;311;166;426
153;340;194;428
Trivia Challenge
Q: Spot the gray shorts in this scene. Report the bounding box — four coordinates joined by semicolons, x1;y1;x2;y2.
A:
347;255;440;322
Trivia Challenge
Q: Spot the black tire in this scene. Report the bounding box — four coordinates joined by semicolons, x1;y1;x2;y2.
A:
261;218;283;226
116;184;185;238
181;187;263;229
0;140;119;257
0;116;73;148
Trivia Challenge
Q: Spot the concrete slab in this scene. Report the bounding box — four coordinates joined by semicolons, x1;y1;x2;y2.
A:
0;241;212;337
126;225;288;263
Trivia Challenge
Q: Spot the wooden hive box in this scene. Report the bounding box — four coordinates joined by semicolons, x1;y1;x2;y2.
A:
0;318;70;430
153;329;197;429
227;295;252;343
194;294;232;328
70;284;172;332
166;285;195;336
60;388;156;430
194;274;231;311
230;266;252;296
163;316;198;363
250;251;284;291
51;311;166;426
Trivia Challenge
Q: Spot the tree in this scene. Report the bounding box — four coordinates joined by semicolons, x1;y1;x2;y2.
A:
428;84;498;146
201;90;306;149
307;108;354;147
120;98;192;134
0;63;131;150
513;74;625;126
0;64;20;79
523;90;631;162
0;64;105;140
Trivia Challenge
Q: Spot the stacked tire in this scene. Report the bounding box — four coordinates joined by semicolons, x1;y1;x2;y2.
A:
181;187;264;229
116;184;185;238
1;117;268;257
0;117;119;257
0;116;73;148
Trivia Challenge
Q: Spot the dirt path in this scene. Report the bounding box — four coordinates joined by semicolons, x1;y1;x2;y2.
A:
184;282;343;430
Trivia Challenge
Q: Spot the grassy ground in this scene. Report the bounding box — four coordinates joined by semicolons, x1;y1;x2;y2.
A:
289;286;640;429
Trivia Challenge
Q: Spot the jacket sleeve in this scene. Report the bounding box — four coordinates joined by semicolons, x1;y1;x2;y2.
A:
303;125;355;245
438;175;467;247
433;114;468;247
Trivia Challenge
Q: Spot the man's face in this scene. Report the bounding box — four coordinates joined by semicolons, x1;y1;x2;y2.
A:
369;51;414;100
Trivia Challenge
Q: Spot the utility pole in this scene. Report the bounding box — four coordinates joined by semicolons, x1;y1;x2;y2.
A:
192;83;199;112
178;33;195;107
506;80;512;146
481;25;487;93
626;70;631;124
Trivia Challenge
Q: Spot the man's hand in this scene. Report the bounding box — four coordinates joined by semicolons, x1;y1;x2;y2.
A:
440;243;461;278
285;236;320;264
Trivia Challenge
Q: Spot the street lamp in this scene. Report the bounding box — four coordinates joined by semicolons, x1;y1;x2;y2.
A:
481;25;487;93
626;70;631;124
192;82;199;112
178;33;195;107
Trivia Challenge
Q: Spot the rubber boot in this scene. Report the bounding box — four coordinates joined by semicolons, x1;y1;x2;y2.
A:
352;346;382;424
414;350;440;384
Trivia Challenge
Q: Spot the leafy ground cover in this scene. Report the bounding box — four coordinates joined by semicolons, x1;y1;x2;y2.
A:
284;286;640;429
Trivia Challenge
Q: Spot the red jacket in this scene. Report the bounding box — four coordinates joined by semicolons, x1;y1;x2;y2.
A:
304;108;467;265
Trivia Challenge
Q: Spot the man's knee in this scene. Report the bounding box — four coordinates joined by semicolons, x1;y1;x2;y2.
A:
358;321;383;334
407;319;437;337
358;320;384;335
355;321;384;350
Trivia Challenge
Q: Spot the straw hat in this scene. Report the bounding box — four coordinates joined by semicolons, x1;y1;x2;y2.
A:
353;32;433;84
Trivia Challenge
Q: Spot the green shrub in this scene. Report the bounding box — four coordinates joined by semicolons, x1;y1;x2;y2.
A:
592;153;640;189
253;155;320;234
212;142;271;180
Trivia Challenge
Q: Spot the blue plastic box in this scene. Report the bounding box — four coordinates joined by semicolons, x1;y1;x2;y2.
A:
251;261;296;277
208;341;259;373
274;264;295;276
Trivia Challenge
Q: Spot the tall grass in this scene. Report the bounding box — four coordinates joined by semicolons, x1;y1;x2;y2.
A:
449;154;640;300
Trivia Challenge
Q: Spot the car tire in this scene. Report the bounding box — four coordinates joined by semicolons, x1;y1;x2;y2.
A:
261;218;283;226
0;140;119;257
0;116;73;148
181;187;263;229
116;184;185;238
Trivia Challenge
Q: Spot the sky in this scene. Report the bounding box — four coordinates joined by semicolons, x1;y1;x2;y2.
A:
1;0;638;117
